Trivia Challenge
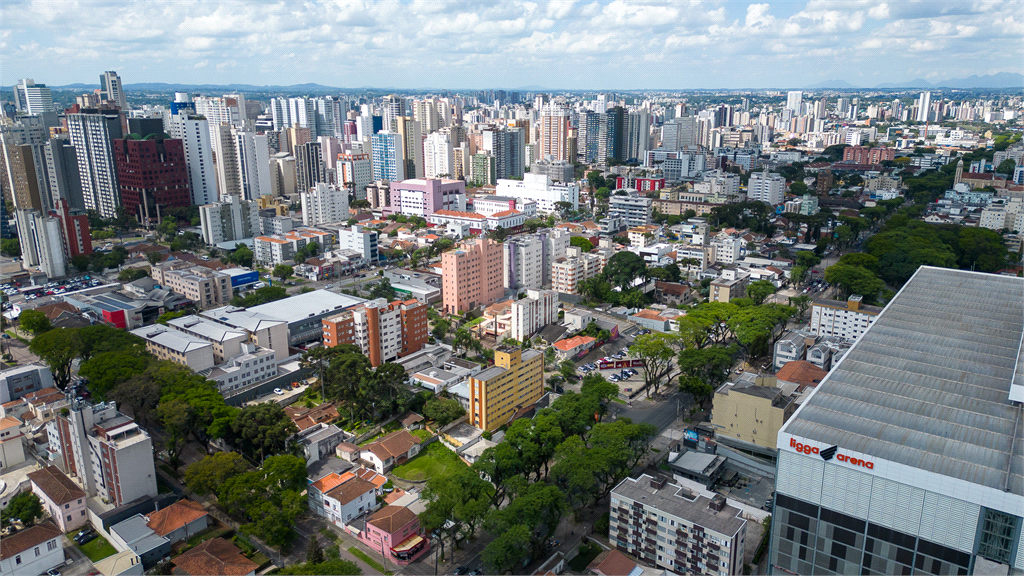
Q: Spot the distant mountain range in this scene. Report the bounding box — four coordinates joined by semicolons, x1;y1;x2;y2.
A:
806;72;1023;90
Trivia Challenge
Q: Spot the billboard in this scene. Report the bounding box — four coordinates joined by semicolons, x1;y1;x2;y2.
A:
227;269;259;288
599;359;644;370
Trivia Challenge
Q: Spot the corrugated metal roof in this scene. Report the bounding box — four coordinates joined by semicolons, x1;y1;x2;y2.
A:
785;267;1024;496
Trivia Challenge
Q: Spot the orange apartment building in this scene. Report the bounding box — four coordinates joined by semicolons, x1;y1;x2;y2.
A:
322;298;428;366
468;347;544;431
441;238;504;314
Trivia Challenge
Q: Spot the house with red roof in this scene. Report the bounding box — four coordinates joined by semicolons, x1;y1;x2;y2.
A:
552;335;596;360
356;505;431;565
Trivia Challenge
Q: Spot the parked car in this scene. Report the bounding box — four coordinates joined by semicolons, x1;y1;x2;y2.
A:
273;388;285;395
454;567;469;575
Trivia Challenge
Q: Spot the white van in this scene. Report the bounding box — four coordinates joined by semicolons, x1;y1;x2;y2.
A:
253;282;266;289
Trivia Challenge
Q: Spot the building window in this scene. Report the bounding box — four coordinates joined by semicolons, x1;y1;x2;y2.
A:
978;508;1019;565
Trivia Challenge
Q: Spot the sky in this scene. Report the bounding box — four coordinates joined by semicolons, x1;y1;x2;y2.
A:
2;0;1021;90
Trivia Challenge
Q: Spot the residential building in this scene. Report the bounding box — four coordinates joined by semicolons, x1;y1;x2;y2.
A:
0;415;26;472
16;209;66;278
711;236;742;265
130;324;215;371
202;343;278;394
553;335;597;360
163;314;249;364
551;245;604;295
530;157;574;183
609;194;653;227
747;169;785;205
808;295;881;341
357;505;431;565
49;399;158;507
253;227;334;267
469;152;496;186
338;153;371;200
12;79;55;114
45;136;84;211
710;268;748;303
213;124;271;201
156;266;231;310
509;290;558;342
468;347;544;431
773;331;813;371
0;521;64;576
338;224;379;263
300;183;349;226
503;235;544;290
610;475;746;576
385;177;465;217
171;538;257;576
625;110;651;162
771;267;1024;576
842;146;895;165
427;208;525;234
775;360;828;390
423;131;454;178
360;430;423;474
482;128;524;180
628;224;662;248
100;71;129;110
53;198;92;258
92;551;143;576
66;109;124;218
167;111;216;206
441;238;504;314
296;423;347;464
295;141;326;193
145;499;209;544
309;470;378;526
496;173;579;213
394;116;423;179
199;194;260;245
712;378;796;450
322;298;428;367
540;104;570;161
371;130;405;182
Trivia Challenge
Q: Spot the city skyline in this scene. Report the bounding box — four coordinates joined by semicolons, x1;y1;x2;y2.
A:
3;0;1020;90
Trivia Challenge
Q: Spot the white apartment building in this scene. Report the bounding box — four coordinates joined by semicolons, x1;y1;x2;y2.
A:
214;124;271;201
808;295;881;341
503;235;545;291
352;298;402;364
551;246;604;294
510;289;558;342
167;113;216;206
158;266;231;310
199;194;260;245
66;110;123;218
711;236;742;265
203;343;278;394
165;315;248;364
338;153;372;200
474;195;538;219
747;169;785;205
611;474;746;576
609;194;654;227
17;209;66;278
338;224;379;263
495;173;579;213
628;224;661;248
49;400;158;508
423;131;454;178
301;183;350;226
131;325;216;371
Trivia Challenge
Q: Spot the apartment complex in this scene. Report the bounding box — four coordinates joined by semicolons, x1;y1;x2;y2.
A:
509;290;559;342
322;298;428;367
551;245;604;295
710;268;748;303
468;347;543;431
441;238;504;314
808;295;881;341
338;224;379;263
199;194;260;245
49;399;158;508
253;228;334;266
747;169;785;205
156;265;232;309
300;183;349;226
609;194;654;227
610;474;746;576
495;173;579;213
771;268;1024;576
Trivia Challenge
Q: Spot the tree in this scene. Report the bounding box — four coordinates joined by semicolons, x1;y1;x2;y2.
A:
79;350;152;399
71;254;91;273
230;403;299;463
431;318;451;341
228;244;254;268
629;333;679;398
745;280;776;305
825;264;886;301
487;226;510;242
581;373;619;404
18;309;51;336
422;396;465;426
118;268;149;282
279;559;361;576
108;373;161;427
368;277;396;301
728;304;797;359
0;238;20;257
481;524;532;575
157;310;189;325
604;251;647;291
789;181;809;196
184;452;248;496
146;251;163;265
789;265;808;286
453;329;481;357
29;328;81;390
788;295;812;320
306;536;325;565
569;236;593;253
996;159;1016;175
272;264;294;281
421;465;494;547
78;324;145;360
0;492;43;527
795;251;821;269
559;359;576;381
678;346;734;388
680;375;716;407
838;253;880;273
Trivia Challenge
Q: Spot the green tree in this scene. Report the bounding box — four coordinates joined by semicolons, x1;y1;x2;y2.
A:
0;238;20;257
421;465;494;546
680;375;716;406
0;491;44;527
789;181;809;196
453;329;481;357
745;280;776;305
788;294;812;320
306;536;325;565
230;403;300;463
422;396;465;426
995;159;1016;175
837;253;879;273
228;244;254;268
629;333;679;398
146;251;163;265
825;264;886;301
78;324;145;360
481;524;532;575
79;351;152;399
29;328;82;390
569;236;593;253
368;277;396;301
678;346;734;388
727;304;797;359
431;318;451;341
71;254;91;273
184;451;248;496
18;309;51;336
795;251;821;268
273;264;294;281
108;373;161;428
581;373;619;404
559;359;576;381
487;226;510;242
118;268;149;282
604;251;647;291
157;310;189;325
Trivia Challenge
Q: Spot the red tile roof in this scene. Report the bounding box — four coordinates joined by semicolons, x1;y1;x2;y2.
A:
552;335;595;351
0;521;62;559
776;360;828;388
146;500;208;537
172;538;258;576
368;505;418;535
28;466;85;505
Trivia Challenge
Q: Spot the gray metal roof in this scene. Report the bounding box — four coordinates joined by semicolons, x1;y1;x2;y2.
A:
784;267;1024;496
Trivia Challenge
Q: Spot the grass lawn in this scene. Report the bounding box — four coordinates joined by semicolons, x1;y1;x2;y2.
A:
567;543;602;572
391;442;466;481
411;429;432;441
77;535;117;562
348;546;392;575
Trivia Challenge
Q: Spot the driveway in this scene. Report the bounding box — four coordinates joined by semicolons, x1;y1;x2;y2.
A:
60;535;97;576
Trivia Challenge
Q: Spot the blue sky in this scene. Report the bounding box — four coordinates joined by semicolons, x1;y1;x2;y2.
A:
2;0;1020;90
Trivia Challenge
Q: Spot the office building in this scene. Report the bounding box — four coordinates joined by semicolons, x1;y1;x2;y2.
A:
540;104;570;162
12;78;55;114
100;71;129;111
609;194;654;227
295;141;326;193
16;209;66;277
482;128;524;180
509;289;558;342
496;173;579;213
131;324;215;371
199;194;260;245
747;169;785;205
395;116;424;179
468;347;543;431
44;136;83;211
423;131;454;178
113;135;191;221
808;295;881;342
300;183;349;226
218;288;360;347
167;112;216;206
625;110;651;162
214;125;271;201
338;153;371;200
322;298;428;367
786;91;803;113
338;224;378;263
371;131;405;182
66;109;124;218
441;238;504;314
386;177;465;217
49;399;158;508
610;474;747;576
770;267;1024;576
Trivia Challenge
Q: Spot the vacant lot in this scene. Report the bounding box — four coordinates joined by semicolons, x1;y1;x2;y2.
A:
391;442;466;481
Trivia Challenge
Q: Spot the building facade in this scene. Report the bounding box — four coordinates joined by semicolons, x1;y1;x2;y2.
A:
468;347;544;431
113;136;191;220
808;295;881;342
300;183;349;226
322;298;428;367
441;238;504;314
199;194;260;245
509;289;558;342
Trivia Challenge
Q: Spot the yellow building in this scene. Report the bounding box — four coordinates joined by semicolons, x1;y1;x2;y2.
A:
468;347;544;431
711;376;796;450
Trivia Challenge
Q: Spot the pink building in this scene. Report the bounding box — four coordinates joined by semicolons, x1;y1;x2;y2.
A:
357;505;430;565
383;178;466;217
441;238;504;315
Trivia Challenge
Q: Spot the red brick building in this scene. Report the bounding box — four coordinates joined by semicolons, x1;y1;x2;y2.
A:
842;146;895;165
322;299;428;366
113;136;191;220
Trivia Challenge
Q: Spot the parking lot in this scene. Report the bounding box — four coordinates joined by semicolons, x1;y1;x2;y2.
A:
2;276;105;312
573;328;654;397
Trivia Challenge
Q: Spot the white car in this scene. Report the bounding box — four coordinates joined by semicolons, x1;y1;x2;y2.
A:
273;388;284;395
